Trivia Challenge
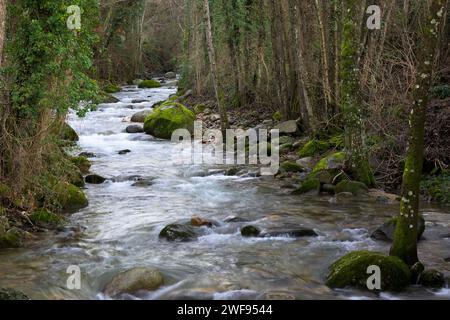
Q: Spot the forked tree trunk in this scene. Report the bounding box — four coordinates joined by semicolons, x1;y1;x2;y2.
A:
390;0;447;266
203;0;228;133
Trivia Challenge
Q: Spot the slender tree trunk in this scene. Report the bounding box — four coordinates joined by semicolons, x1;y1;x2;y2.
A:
203;0;228;133
340;0;375;187
0;0;6;66
390;0;447;266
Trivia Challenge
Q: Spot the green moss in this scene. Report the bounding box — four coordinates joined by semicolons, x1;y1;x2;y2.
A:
30;209;62;227
70;156;91;175
335;180;369;196
168;95;179;101
326;251;411;292
144;103;195;139
298;140;330;158
431;84;450;99
61;123;79;142
272;111;282;122
280;161;303;173
104;84;121;94
292;178;320;195
0;227;25;248
95;91;120;104
420;269;445;288
57;183;88;213
138;79;161;89
312;152;346;174
193;104;206;114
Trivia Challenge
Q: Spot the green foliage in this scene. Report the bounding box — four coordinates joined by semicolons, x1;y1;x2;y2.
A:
70;156;91;174
30;209;62;227
138;79;162;89
421;173;450;203
104;83;121;94
431;84;450;99
7;0;100;118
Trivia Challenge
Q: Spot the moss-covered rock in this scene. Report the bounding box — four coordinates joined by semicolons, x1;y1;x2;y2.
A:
30;209;62;228
419;269;445;288
312;152;346;174
70;156;91;175
138;79;161;89
0;227;27;248
96;92;120;104
292;178;321;195
104;84;121;94
144;103;195;139
298;140;330;158
280;161;304;173
241;225;261;237
326;251;411;291
371;216;425;242
159;223;197;242
0;288;30;300
57;183;88;213
61;123;79;142
335;180;369;196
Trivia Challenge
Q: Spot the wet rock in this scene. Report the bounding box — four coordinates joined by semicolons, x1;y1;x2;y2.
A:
191;216;214;227
224;216;250;223
321;184;336;194
70;156;91;175
292;178;320;195
241;225;261;237
419;269;445;288
57;183;88;213
144;103;195;139
0;227;27;248
225;167;240;176
131;110;152;123
131;99;149;104
165;71;176;79
411;262;425;284
260;228;318;238
0;288;30;300
104;267;164;297
368;189;399;204
118;149;131;155
371;216;425;242
159;223;198;242
85;174;107;184
131;179;155;187
30;209;62;228
326;251;411;292
78;152;96;158
126;125;144;133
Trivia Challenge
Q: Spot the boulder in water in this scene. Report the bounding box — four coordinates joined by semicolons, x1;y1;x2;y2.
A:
241;225;261;237
57;183;88;213
159;223;198;242
126;125;144;133
371;216;425;242
144;103;195;140
165;72;176;79
61;123;79;142
85;174;107;184
334;180;369;196
118;149;131;155
131;110;152;123
260;228;318;238
326;250;411;291
419;269;445;288
104;267;164;297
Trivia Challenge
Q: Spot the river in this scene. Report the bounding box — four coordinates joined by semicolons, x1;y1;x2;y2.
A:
0;84;449;300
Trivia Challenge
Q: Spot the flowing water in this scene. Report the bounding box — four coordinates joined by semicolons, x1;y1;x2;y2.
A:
0;85;449;300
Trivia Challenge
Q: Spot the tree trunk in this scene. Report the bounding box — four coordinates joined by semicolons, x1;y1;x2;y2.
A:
0;0;6;66
340;0;375;187
203;0;228;133
390;0;447;266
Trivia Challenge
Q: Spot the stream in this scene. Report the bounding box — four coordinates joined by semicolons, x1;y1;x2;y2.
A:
0;84;449;300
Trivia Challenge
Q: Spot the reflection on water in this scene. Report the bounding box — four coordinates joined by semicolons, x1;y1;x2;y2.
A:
0;85;449;300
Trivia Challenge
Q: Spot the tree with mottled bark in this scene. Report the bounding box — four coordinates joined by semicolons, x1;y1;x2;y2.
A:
390;0;447;266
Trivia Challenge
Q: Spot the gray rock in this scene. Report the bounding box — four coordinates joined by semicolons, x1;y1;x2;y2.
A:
165;72;176;79
371;216;425;242
104;267;164;297
274;120;298;134
126;125;144;133
131;110;152;123
224;216;250;223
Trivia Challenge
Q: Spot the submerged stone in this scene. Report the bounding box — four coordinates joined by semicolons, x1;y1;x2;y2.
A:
104;267;164;297
159;223;198;242
241;225;261;237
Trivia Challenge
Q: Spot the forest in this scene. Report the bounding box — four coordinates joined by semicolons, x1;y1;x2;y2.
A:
0;0;449;301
